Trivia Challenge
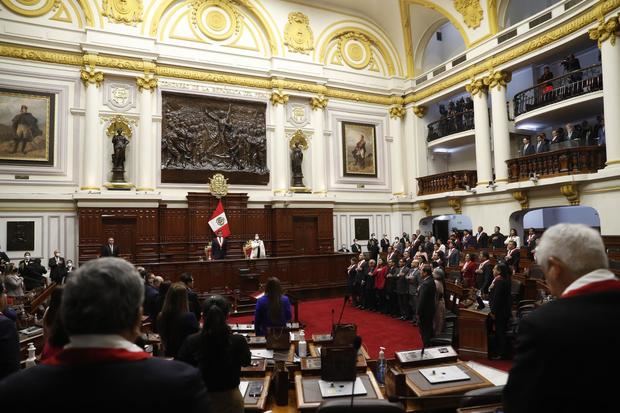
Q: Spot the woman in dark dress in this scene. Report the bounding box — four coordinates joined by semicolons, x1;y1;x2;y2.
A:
488;262;513;359
157;282;199;358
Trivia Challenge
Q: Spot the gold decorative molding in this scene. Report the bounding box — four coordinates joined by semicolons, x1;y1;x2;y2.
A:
487;0;499;34
136;75;158;91
102;0;143;25
337;31;374;71
512;191;529;210
0;0;59;17
284;12;314;54
448;198;462;214
191;0;241;41
588;14;619;48
310;94;328;110
80;68;104;87
560;184;580;206
483;70;512;90
465;78;487;96
105;115;132;139
289;129;309;150
389;105;406;119
454;0;484;29
418;200;432;217
209;173;229;199
412;105;427;118
270;90;289;106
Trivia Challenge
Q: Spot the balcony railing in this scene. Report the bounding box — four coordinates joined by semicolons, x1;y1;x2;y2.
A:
417;170;477;195
506;145;606;182
427;109;475;142
513;64;602;118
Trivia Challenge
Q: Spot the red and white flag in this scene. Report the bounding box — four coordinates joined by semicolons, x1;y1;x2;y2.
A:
208;200;231;237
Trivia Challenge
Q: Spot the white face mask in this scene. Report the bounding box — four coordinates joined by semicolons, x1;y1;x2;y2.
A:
255;236;259;240
67;263;73;268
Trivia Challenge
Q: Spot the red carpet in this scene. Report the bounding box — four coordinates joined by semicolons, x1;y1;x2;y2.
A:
230;297;512;372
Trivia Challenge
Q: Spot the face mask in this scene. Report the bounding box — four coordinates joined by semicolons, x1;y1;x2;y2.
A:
67;263;73;268
255;236;259;240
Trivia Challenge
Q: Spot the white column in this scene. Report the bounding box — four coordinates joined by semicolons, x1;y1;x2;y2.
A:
411;106;429;196
80;68;103;191
271;91;288;193
468;80;493;186
136;76;156;191
403;105;416;196
388;106;405;196
311;97;327;193
488;71;512;183
598;22;620;168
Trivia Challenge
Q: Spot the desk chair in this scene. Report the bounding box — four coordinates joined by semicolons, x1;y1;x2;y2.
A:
316;399;404;413
459;385;504;408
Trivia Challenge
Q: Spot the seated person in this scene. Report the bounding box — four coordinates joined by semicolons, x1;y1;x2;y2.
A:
254;277;292;336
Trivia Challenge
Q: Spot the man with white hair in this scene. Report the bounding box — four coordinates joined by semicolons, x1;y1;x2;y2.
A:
503;224;620;413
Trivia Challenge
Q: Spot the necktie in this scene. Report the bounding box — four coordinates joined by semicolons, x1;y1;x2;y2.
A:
110;245;113;254
257;245;261;258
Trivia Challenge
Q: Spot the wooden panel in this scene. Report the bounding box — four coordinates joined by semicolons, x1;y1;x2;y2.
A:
458;308;489;359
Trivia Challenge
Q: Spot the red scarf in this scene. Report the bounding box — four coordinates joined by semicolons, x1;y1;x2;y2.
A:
42;348;151;366
562;279;620;299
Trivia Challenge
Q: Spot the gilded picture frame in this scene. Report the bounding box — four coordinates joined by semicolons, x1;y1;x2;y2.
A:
341;121;377;177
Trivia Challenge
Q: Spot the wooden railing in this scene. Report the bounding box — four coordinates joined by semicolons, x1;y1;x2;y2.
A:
416;170;477;195
506;145;606;182
427;109;475;141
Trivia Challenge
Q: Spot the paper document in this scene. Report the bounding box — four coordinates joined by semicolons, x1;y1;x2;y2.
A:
239;381;249;397
251;349;274;359
318;377;367;398
420;365;470;384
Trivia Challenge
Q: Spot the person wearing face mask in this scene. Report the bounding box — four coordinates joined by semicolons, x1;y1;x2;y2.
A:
0;245;10;269
48;249;67;285
64;260;75;282
249;234;266;259
19;253;47;290
18;252;33;278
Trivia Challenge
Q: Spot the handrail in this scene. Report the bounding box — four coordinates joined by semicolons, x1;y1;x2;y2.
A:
427;109;475;142
513;64;602;117
28;282;57;314
416;170;477;195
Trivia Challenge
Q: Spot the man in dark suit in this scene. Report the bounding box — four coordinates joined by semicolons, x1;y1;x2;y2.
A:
0;282;20;381
521;136;535;156
180;272;201;320
474;226;488;248
351;239;362;254
0;245;9;267
48;249;67;284
210;230;227;260
100;237;119;257
504;240;520;273
367;233;379;261
477;251;495;294
488;263;512;360
416;265;437;347
503;223;620;413
535;134;549;153
380;234;390;254
490;226;505;249
0;257;211;411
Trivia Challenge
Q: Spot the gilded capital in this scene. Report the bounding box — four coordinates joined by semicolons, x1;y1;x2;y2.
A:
136;76;158;92
560;184;580;206
389;105;406;119
310;94;328;110
589;15;619;48
483;70;512;90
512;191;529;210
412;105;427;118
80;68;104;87
418;201;432;217
448;198;462;214
465;78;487;96
270;90;289;106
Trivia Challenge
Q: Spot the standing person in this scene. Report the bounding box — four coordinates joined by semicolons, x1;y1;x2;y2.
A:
254;277;292;336
477;251;495;295
179;273;201;320
40;286;69;362
417;265;437;348
100;237;120;257
384;259;399;317
48;249;67;284
461;253;477;288
250;234;266;259
504;224;620;413
475;226;489;248
353;253;368;308
504;241;521;273
350;239;362;254
520;137;535;156
535;134;550;153
490;226;505;250
373;258;388;313
211;230;227;260
157;283;199;358
487;263;512;360
345;257;358;305
0;258;211;411
367;234;379;262
432;267;447;335
20;254;46;290
177;295;251;413
380;234;390;254
364;259;377;311
406;260;421;325
0;282;19;381
3;265;24;298
396;258;410;320
64;260;75;282
504;228;521;248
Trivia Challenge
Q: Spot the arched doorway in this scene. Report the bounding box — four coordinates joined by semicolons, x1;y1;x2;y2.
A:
419;214;473;244
509;206;601;241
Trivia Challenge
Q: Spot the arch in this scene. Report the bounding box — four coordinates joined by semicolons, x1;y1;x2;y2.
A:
75;0;95;27
419;19;466;73
145;0;280;55
316;24;402;77
402;0;470;48
499;0;562;29
414;18;447;72
510;206;601;241
419;214;473;243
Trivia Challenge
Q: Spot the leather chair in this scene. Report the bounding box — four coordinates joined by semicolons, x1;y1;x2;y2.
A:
459;385;505;408
317;399;405;413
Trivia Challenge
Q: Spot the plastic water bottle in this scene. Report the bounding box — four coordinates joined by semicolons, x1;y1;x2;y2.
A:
376;346;386;385
298;329;307;358
25;343;37;368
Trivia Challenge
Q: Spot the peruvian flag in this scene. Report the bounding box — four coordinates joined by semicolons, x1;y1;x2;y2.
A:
208;200;231;237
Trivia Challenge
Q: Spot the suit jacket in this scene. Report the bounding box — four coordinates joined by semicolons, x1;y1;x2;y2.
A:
479;261;495;293
351;243;362;253
0;313;19;381
0;356;211;412
211;237;227;259
489;277;512;319
503;284;620;413
505;248;520;272
521;144;535;156
0;251;9;264
535;141;550;153
380;238;390;253
475;232;489;248
100;244;120;257
416;276;437;323
48;256;67;284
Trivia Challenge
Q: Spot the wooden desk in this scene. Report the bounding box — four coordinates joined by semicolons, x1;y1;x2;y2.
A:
241;374;271;411
457;403;503;413
308;342;371;361
458;307;491;359
294;369;384;411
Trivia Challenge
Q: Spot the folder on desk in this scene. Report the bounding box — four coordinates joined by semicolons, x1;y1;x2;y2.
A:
318;377;367;398
420;365;470;384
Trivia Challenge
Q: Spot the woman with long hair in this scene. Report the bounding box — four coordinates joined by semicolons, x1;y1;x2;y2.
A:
461;253;477;288
177;295;251;413
157;282;199;358
40;286;69;361
254;277;292;336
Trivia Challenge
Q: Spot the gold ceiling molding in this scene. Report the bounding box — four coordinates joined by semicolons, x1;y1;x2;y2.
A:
310;94;328;110
406;0;620;103
105;115;133;139
588;14;619;47
136;75;158;91
147;0;279;55
284;12;314;54
102;0;143;25
487;0;499;35
412;105;427;118
0;0;59;17
560;184;580;206
448;198;462;214
270;90;289;106
191;0;241;41
454;0;484;29
465;77;487;96
512;191;529;210
399;0;415;78
80;68;104;87
483;70;511;90
389;104;406;119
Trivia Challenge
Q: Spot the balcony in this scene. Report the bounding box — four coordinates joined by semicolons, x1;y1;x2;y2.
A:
427;109;475;142
513;64;603;119
417;170;477;196
506;145;606;182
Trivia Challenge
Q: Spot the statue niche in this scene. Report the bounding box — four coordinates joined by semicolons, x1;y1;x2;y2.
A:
161;92;269;185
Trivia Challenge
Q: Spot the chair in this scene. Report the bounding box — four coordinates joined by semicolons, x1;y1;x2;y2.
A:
316;399;405;413
459;385;505;408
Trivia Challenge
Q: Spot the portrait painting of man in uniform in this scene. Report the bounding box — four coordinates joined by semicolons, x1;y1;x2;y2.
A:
0;88;55;166
341;121;377;177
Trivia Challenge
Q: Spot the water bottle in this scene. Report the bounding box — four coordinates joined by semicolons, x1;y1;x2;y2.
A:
376;346;386;385
25;343;37;368
298;329;307;358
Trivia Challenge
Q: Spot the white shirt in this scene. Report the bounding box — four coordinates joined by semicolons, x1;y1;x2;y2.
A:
65;334;143;352
562;269;617;297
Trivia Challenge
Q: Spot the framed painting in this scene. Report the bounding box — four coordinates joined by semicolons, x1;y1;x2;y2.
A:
6;221;35;251
342;121;377;177
354;218;370;241
0;88;55;166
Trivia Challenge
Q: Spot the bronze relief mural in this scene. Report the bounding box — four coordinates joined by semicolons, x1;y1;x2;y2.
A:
161;92;269;185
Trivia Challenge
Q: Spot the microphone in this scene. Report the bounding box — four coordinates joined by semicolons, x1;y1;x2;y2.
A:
350;335;363;410
337;295;350;325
